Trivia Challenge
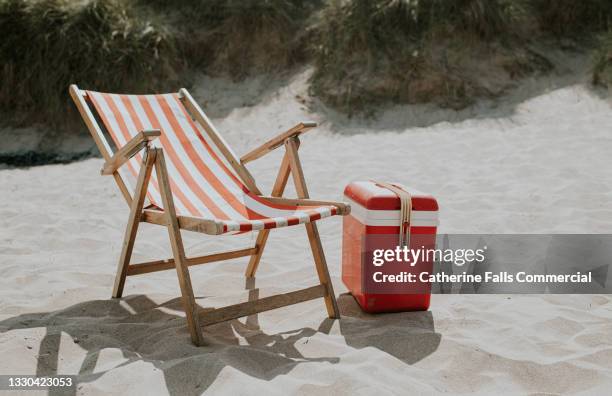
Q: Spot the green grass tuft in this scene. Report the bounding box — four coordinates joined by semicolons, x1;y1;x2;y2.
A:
593;31;612;87
310;0;550;114
0;0;179;129
140;0;320;79
1;0;612;135
528;0;612;38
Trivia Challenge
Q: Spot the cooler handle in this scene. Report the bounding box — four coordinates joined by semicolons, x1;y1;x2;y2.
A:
372;181;412;248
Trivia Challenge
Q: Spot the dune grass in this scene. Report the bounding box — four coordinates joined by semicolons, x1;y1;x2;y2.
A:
193;0;319;78
140;0;320;79
0;0;319;131
1;0;612;137
309;0;551;114
0;0;179;129
528;0;612;38
593;31;612;88
527;0;612;91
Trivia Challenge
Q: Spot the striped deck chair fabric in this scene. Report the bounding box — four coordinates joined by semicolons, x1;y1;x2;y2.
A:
86;91;338;234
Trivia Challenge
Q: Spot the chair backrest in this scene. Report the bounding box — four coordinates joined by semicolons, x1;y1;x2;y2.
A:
70;85;262;221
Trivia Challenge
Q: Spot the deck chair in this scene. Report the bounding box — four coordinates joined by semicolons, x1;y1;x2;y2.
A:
69;85;349;346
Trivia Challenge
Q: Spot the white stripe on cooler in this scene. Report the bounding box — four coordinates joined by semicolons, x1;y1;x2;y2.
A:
346;197;439;227
351;181;431;198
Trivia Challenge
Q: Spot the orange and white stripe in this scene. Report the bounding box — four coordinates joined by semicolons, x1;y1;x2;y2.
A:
86;91;338;234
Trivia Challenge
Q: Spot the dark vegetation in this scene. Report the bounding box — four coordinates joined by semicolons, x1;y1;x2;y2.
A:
310;0;553;113
1;0;612;134
0;0;179;129
140;0;320;78
593;31;612;88
529;0;612;38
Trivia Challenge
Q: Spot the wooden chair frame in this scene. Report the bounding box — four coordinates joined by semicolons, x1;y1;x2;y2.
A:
69;85;348;346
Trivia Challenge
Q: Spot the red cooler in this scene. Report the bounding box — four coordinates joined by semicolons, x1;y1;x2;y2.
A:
342;181;439;312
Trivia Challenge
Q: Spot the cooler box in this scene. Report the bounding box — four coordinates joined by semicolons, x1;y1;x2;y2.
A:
342;181;439;313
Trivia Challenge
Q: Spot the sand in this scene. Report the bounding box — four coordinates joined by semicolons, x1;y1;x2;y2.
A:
1;70;611;395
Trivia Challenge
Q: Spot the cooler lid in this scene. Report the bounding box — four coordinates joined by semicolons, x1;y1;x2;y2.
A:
344;181;438;211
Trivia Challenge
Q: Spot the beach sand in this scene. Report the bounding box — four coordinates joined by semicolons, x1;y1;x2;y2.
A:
1;71;611;395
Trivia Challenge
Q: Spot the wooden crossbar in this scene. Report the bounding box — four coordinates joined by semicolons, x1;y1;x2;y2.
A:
101;130;161;175
141;209;224;235
127;247;258;276
199;285;327;326
260;196;351;215
240;122;317;164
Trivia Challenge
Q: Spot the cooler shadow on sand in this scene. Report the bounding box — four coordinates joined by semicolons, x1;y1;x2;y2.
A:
320;294;442;365
0;291;441;395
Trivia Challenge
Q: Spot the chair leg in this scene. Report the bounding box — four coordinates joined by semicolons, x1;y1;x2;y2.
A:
305;222;340;318
154;148;205;346
245;151;292;278
112;149;157;298
245;230;270;278
284;136;340;318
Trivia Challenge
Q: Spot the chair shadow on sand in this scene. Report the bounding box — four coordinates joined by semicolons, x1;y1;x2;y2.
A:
0;283;441;396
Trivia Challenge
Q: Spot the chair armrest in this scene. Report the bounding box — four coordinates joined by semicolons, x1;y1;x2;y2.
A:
240;122;317;164
260;196;351;216
101;129;161;175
